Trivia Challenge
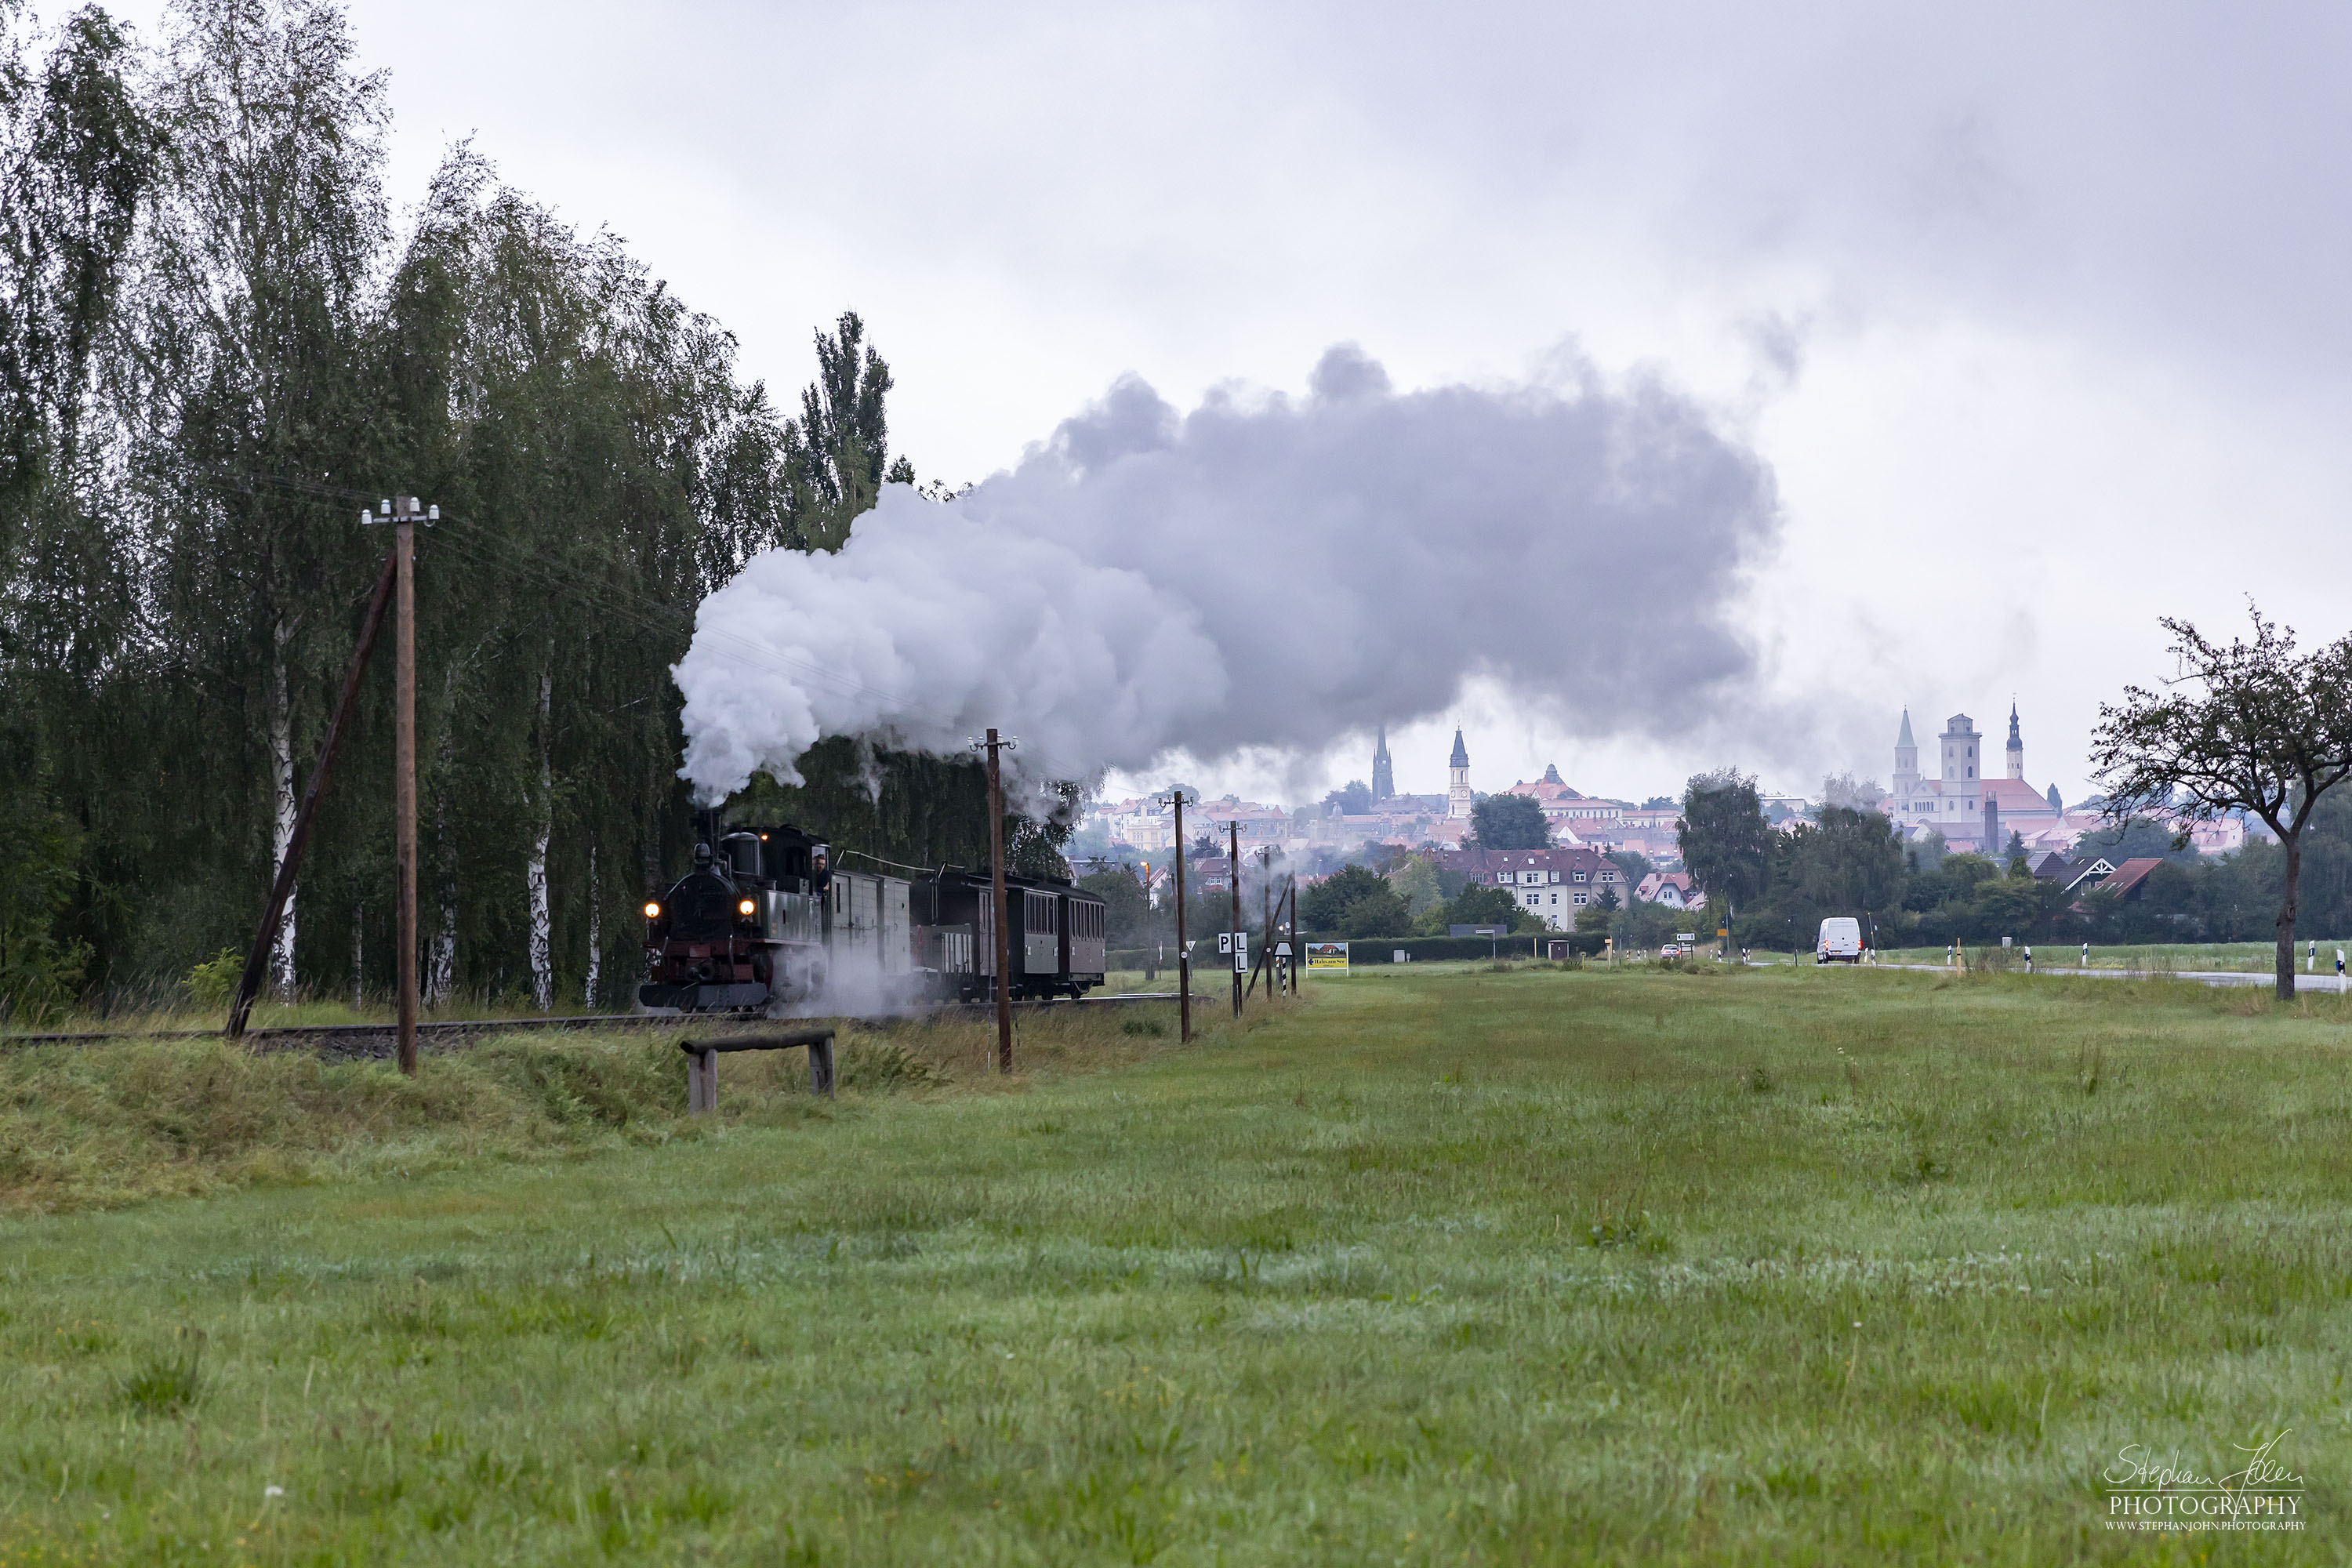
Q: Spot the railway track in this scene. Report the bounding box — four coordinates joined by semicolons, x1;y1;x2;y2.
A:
0;992;1197;1062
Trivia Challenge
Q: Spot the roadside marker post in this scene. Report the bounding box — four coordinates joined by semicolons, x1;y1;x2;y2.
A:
1228;820;1242;1018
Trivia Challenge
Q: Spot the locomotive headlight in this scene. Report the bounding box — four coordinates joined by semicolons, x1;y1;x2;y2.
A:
737;898;757;916
643;901;661;919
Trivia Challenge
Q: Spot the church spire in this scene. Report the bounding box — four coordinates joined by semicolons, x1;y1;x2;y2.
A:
1371;724;1394;803
1446;728;1472;819
1896;708;1915;749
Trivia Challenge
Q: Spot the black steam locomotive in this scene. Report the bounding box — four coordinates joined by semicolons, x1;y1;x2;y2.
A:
637;820;1109;1014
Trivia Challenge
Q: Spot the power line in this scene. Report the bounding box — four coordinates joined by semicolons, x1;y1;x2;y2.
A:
179;460;974;741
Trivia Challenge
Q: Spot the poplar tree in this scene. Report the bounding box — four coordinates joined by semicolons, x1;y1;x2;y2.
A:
789;311;914;552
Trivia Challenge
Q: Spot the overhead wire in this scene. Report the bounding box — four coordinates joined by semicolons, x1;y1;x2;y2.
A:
426;509;970;733
194;460;972;735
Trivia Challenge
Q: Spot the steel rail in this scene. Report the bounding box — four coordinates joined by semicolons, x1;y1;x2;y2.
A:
0;993;1198;1054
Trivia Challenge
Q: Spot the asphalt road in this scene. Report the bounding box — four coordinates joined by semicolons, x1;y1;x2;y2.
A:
1869;960;2352;993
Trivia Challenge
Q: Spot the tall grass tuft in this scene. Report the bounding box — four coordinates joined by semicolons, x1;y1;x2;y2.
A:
117;1347;202;1417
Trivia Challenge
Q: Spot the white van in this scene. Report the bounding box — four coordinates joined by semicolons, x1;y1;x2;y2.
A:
1816;916;1863;964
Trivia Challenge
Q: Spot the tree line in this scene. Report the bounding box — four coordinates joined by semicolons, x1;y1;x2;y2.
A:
1678;608;2352;995
1678;782;2352;958
0;0;1040;1022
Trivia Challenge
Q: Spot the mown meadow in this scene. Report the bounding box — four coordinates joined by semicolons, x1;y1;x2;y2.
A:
2;964;2347;1563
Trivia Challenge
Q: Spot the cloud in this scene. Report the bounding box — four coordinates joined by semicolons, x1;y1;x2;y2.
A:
675;345;1779;799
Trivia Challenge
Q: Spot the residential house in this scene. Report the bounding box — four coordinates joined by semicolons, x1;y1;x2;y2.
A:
1439;846;1629;932
1635;871;1705;910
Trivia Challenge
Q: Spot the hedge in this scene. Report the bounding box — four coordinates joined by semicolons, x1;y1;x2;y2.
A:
1105;933;1606;970
1327;933;1607;964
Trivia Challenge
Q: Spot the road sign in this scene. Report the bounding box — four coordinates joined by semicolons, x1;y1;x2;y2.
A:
1273;942;1293;958
1232;932;1249;972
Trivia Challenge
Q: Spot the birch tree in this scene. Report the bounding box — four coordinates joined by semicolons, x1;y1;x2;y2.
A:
136;0;387;1000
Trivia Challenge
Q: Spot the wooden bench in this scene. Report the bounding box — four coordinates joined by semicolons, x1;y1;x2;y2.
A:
680;1028;837;1112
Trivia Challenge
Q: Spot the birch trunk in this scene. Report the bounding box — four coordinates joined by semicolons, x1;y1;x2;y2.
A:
269;615;298;1000
350;902;363;1009
426;664;459;1009
584;845;601;1009
427;895;456;1008
528;666;553;1011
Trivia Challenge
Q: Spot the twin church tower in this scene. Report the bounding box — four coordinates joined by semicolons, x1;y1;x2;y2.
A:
1367;722;1475;821
1890;702;2060;849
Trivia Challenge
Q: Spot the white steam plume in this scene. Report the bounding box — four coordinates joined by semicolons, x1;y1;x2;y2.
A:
676;345;1778;799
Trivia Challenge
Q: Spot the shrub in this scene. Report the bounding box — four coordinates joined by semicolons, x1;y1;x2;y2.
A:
184;948;242;1011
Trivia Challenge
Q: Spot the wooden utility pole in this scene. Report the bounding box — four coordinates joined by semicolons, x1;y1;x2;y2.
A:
1286;877;1298;996
225;548;398;1040
1244;849;1280;1000
1290;869;1302;994
975;729;1016;1072
392;497;429;1076
1229;820;1242;1018
1167;789;1190;1044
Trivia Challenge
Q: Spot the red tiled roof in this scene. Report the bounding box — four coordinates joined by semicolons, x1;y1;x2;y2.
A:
1983;779;2056;812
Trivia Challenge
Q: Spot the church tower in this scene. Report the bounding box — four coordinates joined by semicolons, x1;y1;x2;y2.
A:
1893;710;1919;807
1447;729;1472;819
1940;713;1983;842
2005;702;2024;780
1371;724;1395;804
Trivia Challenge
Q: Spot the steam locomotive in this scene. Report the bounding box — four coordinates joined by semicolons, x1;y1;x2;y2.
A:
637;820;1109;1014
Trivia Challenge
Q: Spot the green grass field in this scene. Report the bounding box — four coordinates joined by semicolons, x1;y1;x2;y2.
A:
4;964;2348;1563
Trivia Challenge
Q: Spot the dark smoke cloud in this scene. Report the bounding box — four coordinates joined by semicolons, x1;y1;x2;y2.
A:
677;345;1779;798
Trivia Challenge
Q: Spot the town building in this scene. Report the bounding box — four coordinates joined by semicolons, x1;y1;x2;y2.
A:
1889;702;2061;851
1635;870;1704;910
1439;846;1629;931
1371;724;1395;804
2042;854;2166;905
1096;797;1177;852
1504;766;1633;837
1447;729;1473;819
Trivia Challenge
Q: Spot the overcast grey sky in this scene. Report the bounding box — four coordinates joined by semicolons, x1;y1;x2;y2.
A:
115;0;2352;806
